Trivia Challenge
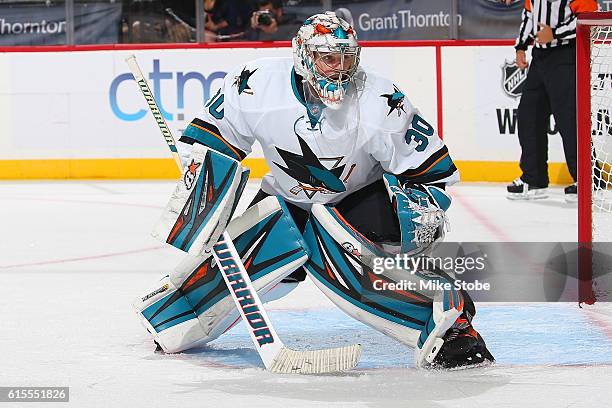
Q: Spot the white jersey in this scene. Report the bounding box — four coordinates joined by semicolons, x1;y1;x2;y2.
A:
180;57;459;207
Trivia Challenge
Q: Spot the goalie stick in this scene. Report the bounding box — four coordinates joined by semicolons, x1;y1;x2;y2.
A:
125;54;362;374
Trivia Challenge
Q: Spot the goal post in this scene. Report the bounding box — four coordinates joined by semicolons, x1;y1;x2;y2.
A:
577;12;612;304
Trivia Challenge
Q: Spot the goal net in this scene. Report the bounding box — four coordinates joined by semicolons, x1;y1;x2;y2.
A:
577;12;612;304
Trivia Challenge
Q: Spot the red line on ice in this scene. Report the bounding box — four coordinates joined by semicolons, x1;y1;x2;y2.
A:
584;308;612;340
0;246;167;269
2;196;164;209
451;188;514;242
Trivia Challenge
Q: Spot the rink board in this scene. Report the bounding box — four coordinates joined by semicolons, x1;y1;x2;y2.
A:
0;41;574;183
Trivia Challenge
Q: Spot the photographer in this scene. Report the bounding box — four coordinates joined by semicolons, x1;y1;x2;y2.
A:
251;1;279;35
245;0;298;41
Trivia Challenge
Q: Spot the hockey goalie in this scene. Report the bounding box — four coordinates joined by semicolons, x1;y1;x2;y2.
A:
133;11;494;370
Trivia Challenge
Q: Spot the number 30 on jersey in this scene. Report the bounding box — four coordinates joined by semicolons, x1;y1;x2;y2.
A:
405;114;433;152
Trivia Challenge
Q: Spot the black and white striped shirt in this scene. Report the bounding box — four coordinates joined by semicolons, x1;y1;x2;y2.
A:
515;0;599;50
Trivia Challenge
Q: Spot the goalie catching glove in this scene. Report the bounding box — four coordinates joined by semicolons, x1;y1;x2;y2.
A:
383;173;451;255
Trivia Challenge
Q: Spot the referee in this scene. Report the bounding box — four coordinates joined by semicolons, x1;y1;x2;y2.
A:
505;0;598;201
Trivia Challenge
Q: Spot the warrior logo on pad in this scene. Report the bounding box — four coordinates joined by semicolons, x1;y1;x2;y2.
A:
183;159;201;190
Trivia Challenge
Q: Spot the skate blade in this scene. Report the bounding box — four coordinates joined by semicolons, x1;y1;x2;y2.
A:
428;358;495;371
444;358;495;371
507;192;548;200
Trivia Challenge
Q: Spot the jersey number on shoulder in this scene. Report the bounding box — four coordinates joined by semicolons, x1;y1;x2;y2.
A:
206;89;224;120
404;114;433;152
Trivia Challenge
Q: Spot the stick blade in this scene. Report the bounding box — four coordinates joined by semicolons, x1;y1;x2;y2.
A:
269;344;362;374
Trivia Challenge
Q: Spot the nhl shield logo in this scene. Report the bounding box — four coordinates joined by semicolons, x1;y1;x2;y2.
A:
502;60;528;98
309;104;321;116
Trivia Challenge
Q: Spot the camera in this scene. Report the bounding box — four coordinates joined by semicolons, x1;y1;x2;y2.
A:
255;10;275;27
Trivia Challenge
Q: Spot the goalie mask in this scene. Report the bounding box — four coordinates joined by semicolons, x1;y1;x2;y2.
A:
292;11;361;109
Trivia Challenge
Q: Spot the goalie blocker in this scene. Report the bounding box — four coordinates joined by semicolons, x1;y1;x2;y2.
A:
152;144;249;256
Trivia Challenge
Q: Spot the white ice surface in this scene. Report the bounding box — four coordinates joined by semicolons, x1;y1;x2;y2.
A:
0;181;610;408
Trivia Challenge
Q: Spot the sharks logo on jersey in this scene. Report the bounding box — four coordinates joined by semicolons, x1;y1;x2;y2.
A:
233;67;257;95
273;134;355;198
381;85;406;117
